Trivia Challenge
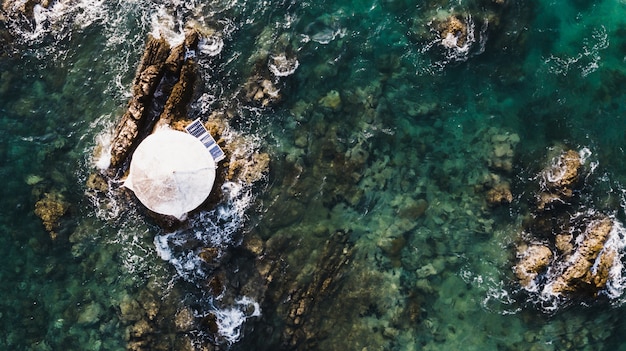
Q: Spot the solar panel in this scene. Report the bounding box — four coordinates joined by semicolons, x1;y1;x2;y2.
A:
185;119;226;162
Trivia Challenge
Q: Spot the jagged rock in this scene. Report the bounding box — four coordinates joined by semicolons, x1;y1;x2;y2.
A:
514;244;553;288
437;15;468;48
542;149;582;191
550;217;614;295
159;60;196;124
34;191;69;240
537;149;582;210
109;35;170;169
134;65;162;97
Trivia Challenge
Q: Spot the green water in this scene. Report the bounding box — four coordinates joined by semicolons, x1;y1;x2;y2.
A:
1;0;626;350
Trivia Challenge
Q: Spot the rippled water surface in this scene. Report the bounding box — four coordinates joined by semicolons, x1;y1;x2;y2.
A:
2;0;626;350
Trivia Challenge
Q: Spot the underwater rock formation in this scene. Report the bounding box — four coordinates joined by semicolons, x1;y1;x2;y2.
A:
487;131;520;172
34;191;68;240
280;230;354;349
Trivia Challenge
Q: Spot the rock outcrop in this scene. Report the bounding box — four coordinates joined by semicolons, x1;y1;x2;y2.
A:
514;148;624;300
514;244;553;288
549;216;616;295
108;31;198;172
437;15;468;48
537;149;582;210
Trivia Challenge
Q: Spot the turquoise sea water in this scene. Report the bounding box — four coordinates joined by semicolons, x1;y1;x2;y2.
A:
2;0;626;350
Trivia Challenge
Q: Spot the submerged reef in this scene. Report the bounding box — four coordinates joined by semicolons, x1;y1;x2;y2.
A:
34;190;68;240
514;148;626;302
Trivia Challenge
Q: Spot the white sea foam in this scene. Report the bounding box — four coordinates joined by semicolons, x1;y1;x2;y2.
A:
149;7;186;46
419;14;488;71
93;131;112;170
546;26;609;77
268;54;299;77
211;296;261;344
198;35;224;56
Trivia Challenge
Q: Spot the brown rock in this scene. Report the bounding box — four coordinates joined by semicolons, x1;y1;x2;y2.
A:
555;233;574;255
108;36;170;169
159;60;196;124
514;244;553;287
438;16;468;47
198;247;220;263
34;191;68;239
486;182;513;206
537;149;583;210
175;307;196;332
551;217;614;295
133;65;162;97
542;149;582;192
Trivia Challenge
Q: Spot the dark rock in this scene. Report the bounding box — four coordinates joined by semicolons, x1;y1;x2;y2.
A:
109;35;170;169
159;60;197;124
280;230;354;349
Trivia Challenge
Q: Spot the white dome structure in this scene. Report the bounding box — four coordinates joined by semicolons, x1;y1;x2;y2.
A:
124;128;216;220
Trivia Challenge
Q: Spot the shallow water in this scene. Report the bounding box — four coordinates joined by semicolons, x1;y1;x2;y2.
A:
2;0;626;350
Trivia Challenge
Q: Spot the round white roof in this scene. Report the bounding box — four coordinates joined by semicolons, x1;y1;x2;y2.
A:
124;128;216;220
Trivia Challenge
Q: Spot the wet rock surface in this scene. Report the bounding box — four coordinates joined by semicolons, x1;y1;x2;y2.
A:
514;148;624;300
108;32;195;172
537;149;583;210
